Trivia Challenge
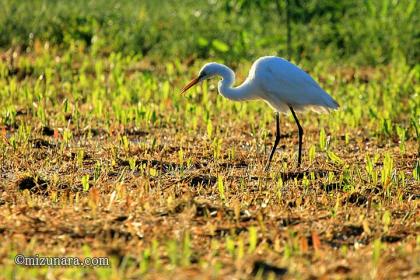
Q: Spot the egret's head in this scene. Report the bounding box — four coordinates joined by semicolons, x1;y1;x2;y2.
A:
181;63;219;94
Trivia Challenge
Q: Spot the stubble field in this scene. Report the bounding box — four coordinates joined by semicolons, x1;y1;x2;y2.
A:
0;44;418;279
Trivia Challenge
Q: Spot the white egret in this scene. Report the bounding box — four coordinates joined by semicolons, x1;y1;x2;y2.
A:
181;56;339;169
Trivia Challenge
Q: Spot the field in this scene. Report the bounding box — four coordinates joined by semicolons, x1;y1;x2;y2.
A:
0;0;419;279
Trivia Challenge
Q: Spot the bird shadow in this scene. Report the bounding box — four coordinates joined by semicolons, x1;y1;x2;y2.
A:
279;169;332;181
266;131;295;139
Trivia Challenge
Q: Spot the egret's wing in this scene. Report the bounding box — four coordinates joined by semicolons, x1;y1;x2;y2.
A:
255;57;338;112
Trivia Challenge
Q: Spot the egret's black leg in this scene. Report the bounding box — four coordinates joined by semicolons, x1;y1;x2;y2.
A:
289;107;303;167
265;112;280;171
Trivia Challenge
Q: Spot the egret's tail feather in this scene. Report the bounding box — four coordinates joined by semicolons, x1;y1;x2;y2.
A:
318;91;339;111
325;97;339;110
291;96;339;114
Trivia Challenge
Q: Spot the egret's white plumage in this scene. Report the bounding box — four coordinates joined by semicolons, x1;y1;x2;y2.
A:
189;56;338;113
181;56;339;168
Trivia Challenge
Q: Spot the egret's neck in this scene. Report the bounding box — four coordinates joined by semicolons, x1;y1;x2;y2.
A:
215;64;258;101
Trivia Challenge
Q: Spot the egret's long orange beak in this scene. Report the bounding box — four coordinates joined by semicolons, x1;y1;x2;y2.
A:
181;76;199;94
